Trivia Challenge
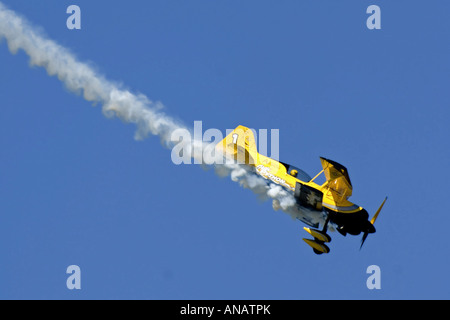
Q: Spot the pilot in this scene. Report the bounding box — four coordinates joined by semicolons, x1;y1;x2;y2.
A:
290;169;298;178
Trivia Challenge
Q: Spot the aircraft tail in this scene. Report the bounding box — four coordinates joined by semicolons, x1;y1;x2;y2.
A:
216;125;259;165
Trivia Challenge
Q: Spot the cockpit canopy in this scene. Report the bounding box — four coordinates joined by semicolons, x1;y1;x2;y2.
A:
280;162;312;182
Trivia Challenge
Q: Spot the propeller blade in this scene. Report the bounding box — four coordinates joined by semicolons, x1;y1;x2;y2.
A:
360;231;369;250
370;197;388;225
361;197;388;250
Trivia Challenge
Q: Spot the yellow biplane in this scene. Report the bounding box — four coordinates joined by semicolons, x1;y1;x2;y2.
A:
217;125;387;254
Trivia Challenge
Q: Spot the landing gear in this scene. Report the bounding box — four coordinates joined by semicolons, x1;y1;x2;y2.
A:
313;248;327;255
302;217;332;255
303;238;330;255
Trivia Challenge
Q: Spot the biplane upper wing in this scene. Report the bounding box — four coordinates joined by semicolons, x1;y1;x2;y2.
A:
320;157;353;203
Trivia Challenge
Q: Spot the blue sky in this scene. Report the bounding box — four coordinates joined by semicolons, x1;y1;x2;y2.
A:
0;1;449;299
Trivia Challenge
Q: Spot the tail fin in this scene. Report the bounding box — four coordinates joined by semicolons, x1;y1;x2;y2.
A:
216;125;259;165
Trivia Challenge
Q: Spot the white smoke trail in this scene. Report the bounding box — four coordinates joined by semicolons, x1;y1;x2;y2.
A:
0;2;325;227
0;2;180;144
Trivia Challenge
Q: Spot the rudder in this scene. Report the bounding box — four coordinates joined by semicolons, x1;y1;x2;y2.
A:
216;125;259;165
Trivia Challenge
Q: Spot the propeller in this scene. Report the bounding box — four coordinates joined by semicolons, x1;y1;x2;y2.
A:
360;197;388;250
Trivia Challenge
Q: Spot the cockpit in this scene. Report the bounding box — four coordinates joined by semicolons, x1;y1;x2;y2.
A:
280;162;312;182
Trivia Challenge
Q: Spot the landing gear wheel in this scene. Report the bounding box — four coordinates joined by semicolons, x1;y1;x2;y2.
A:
303;227;332;243
313;249;323;255
313;246;331;255
303;238;331;254
302;216;332;254
312;229;331;243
